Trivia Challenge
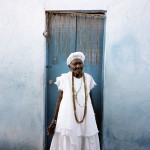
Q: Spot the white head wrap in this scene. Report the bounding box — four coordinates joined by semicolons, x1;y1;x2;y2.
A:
67;52;85;65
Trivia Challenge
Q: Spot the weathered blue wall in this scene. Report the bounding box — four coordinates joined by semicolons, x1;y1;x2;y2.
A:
0;0;45;150
103;1;150;150
46;0;150;150
0;0;150;149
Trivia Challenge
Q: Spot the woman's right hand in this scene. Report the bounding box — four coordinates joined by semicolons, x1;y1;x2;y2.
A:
47;120;57;136
47;91;63;136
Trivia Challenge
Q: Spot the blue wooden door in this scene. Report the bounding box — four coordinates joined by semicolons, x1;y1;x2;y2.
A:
45;12;105;150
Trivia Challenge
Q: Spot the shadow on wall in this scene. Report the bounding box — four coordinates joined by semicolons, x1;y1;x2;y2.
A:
0;140;38;150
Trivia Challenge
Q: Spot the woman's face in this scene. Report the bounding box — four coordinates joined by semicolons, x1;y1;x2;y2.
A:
69;59;83;77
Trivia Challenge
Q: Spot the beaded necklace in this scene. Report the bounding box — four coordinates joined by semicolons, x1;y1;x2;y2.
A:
72;73;87;123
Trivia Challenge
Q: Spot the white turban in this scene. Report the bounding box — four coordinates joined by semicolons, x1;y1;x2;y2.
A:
67;52;85;65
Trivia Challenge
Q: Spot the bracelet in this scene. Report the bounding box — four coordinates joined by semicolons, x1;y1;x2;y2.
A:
52;119;57;124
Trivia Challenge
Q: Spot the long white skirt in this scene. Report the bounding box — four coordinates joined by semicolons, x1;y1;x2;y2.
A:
50;133;100;150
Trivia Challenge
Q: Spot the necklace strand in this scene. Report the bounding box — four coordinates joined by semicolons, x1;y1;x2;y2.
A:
74;78;84;107
72;73;87;123
75;96;84;107
74;77;82;94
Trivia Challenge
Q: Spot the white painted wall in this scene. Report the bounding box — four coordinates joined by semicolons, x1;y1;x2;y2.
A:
103;1;150;149
0;0;45;149
0;0;150;149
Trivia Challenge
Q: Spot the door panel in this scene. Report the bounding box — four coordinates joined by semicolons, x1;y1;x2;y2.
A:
76;14;104;132
46;12;105;150
46;14;76;149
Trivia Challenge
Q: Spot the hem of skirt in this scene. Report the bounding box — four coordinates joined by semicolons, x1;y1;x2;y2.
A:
55;128;99;137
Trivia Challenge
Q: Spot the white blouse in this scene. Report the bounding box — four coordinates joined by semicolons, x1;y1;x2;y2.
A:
54;71;98;144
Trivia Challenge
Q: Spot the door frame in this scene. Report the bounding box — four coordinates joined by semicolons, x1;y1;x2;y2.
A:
44;10;106;150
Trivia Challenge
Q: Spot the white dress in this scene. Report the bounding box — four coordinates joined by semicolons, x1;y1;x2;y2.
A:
50;72;100;150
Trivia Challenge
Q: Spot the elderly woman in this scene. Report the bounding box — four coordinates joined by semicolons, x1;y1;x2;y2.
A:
48;52;100;150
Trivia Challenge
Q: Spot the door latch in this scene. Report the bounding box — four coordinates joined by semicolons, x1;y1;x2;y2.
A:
49;80;54;85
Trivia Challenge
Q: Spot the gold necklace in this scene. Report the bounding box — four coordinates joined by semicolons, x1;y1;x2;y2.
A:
72;73;87;123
